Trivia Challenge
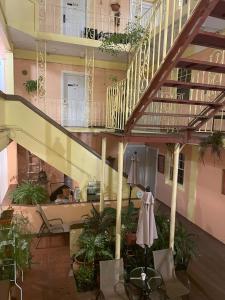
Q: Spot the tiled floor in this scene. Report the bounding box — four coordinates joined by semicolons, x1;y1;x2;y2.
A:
11;209;225;300
12;234;96;300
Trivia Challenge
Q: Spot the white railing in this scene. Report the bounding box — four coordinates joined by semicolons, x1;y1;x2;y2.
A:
106;0;200;130
29;98;106;128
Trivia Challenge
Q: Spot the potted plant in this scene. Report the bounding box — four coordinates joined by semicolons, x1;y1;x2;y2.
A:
11;181;48;205
74;264;95;292
122;203;139;246
174;223;197;271
111;2;120;12
0;213;32;280
99;21;144;56
75;231;113;265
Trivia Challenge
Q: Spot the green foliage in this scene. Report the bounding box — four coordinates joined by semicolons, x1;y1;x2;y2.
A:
82;205;117;236
24;75;44;94
124;214;197;272
0;213;32;280
11;181;48;205
199;131;224;162
75;232;113;264
121;202;139;235
24;79;37;93
99;22;144;56
174;223;197;270
74;265;95;292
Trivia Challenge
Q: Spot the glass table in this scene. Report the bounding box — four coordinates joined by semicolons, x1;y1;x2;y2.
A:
129;267;162;299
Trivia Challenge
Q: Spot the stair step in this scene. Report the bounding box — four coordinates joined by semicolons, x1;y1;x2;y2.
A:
163;80;225;91
177;58;225;74
210;0;225;20
143;112;208;118
152;97;221;106
192;31;225;50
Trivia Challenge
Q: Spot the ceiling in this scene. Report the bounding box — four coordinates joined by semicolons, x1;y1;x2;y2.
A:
8;27;128;63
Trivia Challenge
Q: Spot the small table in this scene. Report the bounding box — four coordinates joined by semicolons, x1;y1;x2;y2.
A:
129;267;162;299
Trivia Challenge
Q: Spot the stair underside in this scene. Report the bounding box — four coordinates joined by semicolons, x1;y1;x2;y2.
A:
125;0;225;134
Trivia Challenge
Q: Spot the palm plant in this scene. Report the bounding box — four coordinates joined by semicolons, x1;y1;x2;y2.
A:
174;223;197;270
75;232;113;264
199;131;224;163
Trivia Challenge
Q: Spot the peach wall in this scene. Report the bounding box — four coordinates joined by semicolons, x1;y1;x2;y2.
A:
10;199;141;233
14;58;125;125
153;143;225;244
195;149;225;243
7;141;18;185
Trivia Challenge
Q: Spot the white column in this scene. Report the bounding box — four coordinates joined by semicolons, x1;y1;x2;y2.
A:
115;141;124;259
100;137;106;212
169;143;180;250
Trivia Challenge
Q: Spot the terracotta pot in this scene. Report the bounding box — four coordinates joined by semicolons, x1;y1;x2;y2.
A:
111;3;120;12
125;232;136;246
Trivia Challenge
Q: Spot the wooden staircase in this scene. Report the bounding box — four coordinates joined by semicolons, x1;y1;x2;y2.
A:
124;0;225;135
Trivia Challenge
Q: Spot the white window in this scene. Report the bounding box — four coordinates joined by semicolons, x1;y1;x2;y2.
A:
169;153;185;185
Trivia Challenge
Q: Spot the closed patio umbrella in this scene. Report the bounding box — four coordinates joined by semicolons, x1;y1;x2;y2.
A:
127;151;139;203
136;188;158;271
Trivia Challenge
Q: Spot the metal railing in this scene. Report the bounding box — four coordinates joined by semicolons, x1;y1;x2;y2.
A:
106;0;200;130
29;98;106;128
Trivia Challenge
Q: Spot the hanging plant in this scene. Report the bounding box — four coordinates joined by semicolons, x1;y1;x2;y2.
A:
99;22;144;56
24;76;44;94
199;131;224;163
24;79;37;94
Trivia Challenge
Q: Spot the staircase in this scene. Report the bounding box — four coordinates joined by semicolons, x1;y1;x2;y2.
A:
106;0;225;136
0;92;127;196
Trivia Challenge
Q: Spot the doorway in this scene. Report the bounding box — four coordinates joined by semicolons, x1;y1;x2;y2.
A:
62;0;86;37
124;144;158;195
62;73;87;127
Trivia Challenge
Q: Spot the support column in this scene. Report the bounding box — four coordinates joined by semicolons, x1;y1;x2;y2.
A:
100;137;106;213
115;141;124;259
169;143;180;250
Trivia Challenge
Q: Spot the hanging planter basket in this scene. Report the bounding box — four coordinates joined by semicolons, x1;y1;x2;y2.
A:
111;3;120;12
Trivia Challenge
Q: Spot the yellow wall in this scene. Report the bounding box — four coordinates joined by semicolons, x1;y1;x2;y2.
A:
0;95;138;201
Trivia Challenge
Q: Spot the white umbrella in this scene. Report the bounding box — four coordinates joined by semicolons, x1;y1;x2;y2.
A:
127;152;139;203
136;190;158;248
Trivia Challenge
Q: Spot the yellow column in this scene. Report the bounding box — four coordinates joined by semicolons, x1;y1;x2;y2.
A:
100;137;106;212
115;141;124;259
169;143;180;250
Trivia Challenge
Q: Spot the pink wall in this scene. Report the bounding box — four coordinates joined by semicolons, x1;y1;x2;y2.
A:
154;143;225;244
14;58;125;125
195;149;225;243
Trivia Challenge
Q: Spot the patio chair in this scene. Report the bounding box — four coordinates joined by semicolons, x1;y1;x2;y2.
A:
153;249;189;299
96;259;131;300
36;204;70;248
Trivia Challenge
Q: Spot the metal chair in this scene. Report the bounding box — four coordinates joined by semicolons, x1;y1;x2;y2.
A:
36;204;70;248
96;259;130;300
153;249;189;299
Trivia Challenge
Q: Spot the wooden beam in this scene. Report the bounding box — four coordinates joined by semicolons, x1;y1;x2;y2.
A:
177;57;225;74
192;31;225;50
163;80;225;91
142;112;208;118
152;97;221;106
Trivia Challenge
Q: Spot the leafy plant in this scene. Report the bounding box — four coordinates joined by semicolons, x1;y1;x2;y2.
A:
121;202;139;236
24;79;37;94
174;222;197;270
74;265;95;292
99;22;144;56
24;76;44;94
11;181;48;205
0;213;32;280
82;205;116;236
75;232;113;264
199;131;224;163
